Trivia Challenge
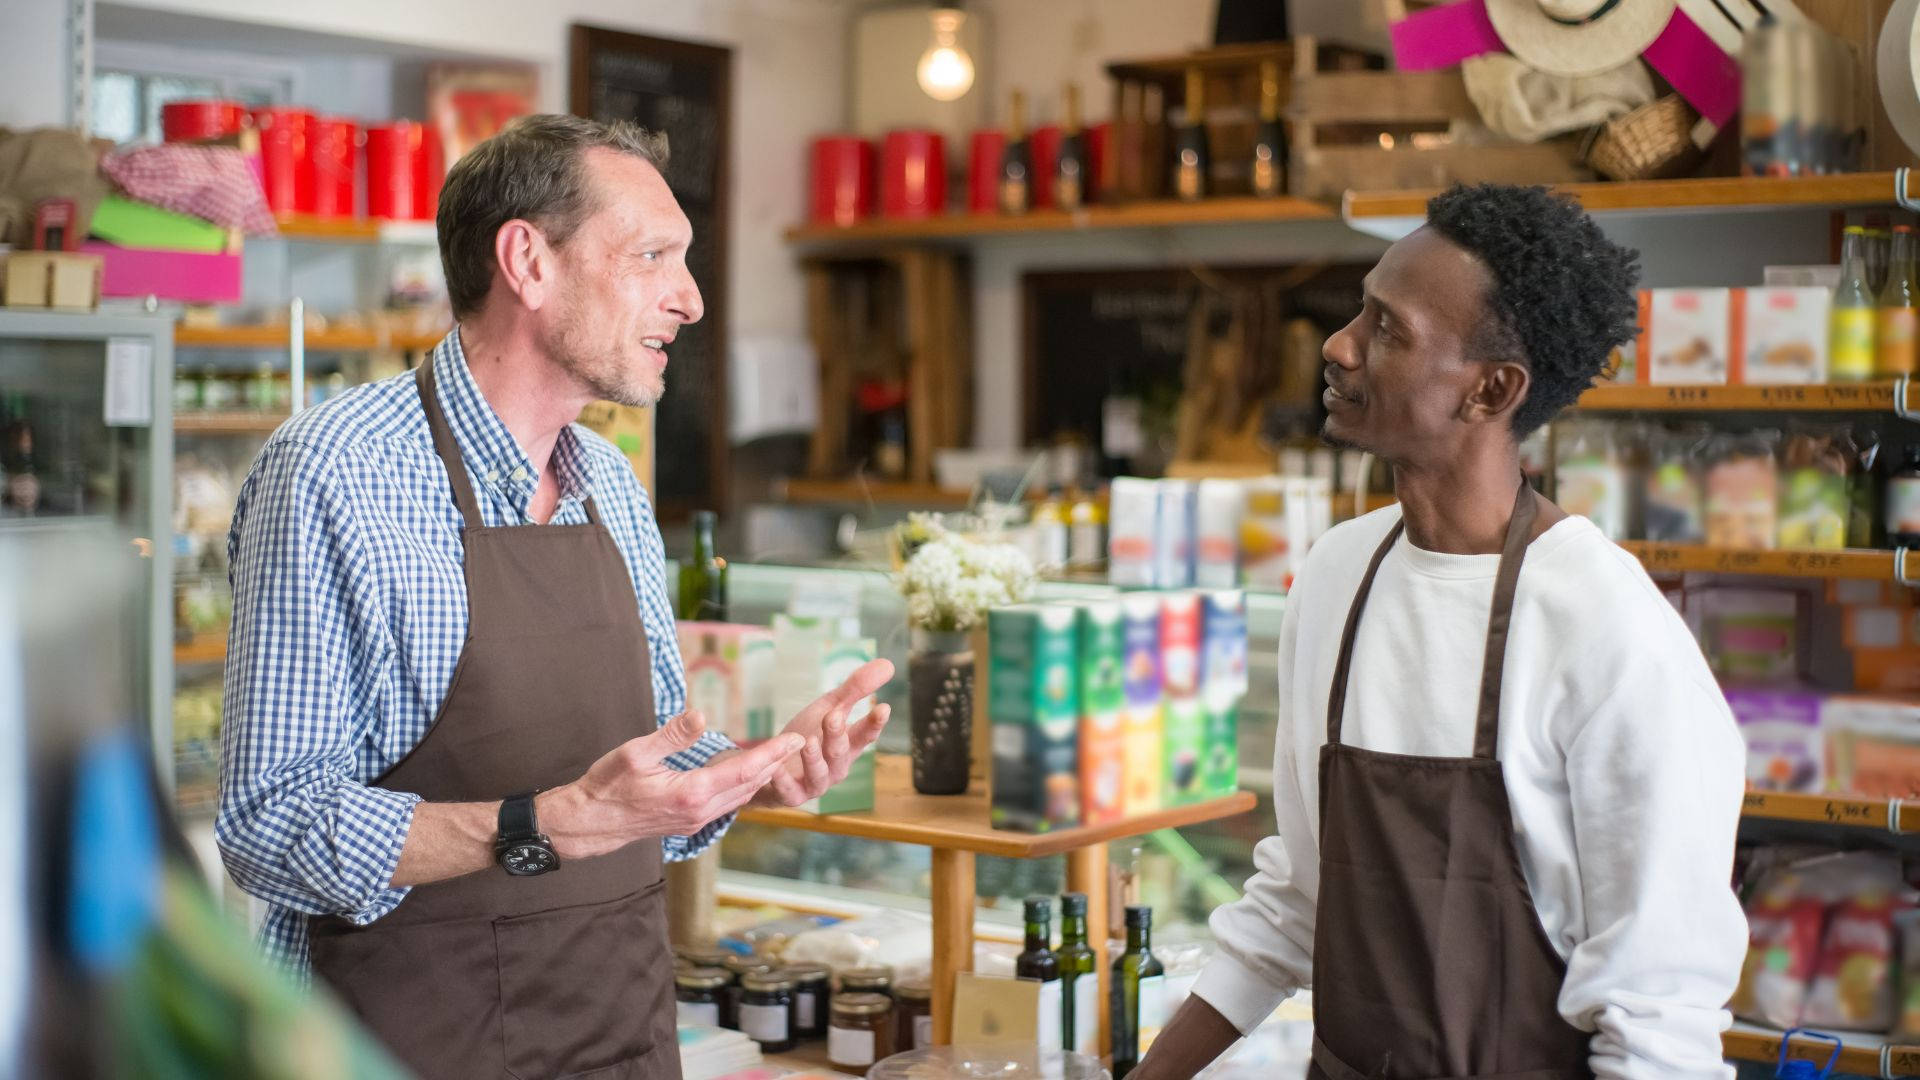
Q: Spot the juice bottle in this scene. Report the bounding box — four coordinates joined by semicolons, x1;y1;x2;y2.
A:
1831;225;1877;381
1880;224;1919;376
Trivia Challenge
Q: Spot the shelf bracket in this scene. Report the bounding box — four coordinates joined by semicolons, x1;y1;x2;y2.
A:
1898;374;1916;422
1892;797;1907;835
1900;168;1920;214
1899;547;1917;590
1882;1043;1899;1079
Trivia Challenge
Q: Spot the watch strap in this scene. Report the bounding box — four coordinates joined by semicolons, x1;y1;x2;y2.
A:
498;792;540;842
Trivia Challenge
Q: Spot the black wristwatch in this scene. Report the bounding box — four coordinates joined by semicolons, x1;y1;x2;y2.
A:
495;792;559;877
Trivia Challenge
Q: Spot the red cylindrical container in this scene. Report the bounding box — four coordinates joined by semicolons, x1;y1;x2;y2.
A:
1028;125;1062;210
809;136;874;226
162;99;246;143
1086;122;1112;204
967;129;1005;215
251;107;314;215
414;126;445;221
309;117;359;219
880;130;946;219
365;122;424;221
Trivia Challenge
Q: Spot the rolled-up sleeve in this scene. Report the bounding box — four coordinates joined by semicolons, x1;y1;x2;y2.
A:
217;440;418;924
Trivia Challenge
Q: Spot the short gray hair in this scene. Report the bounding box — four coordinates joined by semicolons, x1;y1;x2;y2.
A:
436;113;669;318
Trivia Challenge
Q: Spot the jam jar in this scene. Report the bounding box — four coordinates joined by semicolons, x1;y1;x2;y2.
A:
893;975;933;1051
675;966;730;1029
720;956;776;1029
678;946;735;970
828;992;896;1075
838;964;895;1000
739;970;798;1053
785;962;832;1040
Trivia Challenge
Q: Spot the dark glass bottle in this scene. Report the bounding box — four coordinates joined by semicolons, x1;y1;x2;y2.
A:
1110;905;1165;1079
1015;896;1063;1055
1000;89;1031;214
1054;82;1088;211
1172;66;1209;201
1251;59;1285;198
677;510;728;621
1055;892;1099;1054
1;393;39;516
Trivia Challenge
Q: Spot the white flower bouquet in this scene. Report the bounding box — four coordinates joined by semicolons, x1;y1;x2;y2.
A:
895;517;1036;634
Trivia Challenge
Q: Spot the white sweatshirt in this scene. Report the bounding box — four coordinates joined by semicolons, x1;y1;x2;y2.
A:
1193;506;1748;1079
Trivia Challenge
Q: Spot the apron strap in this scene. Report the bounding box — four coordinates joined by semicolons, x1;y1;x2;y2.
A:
414;358;485;531
582;496;603;526
1325;519;1405;747
1472;479;1538;759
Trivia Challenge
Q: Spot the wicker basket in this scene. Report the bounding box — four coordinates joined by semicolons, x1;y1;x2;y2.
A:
1585;94;1702;181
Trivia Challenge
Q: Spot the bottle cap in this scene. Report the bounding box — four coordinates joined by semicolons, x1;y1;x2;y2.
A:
1124;905;1153;928
1025;896;1053;921
1060;892;1087;916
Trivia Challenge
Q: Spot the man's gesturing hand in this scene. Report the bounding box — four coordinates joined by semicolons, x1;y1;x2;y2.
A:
538;710;804;861
752;658;895;808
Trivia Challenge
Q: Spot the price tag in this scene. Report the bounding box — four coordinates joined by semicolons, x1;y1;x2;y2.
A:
104;338;153;428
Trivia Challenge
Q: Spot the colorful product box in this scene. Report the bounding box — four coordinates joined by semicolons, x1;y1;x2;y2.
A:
1194;479;1243;589
1119;593;1165;816
1199;591;1248;799
1823;696;1920;798
1239;478;1290;590
1074;601;1128;827
675;622;775;744
799;637;879;814
1154;480;1197;589
1107;477;1158;588
1739;286;1830;384
1640;288;1732;385
989;605;1083;832
1160;592;1205;806
1727;689;1824;793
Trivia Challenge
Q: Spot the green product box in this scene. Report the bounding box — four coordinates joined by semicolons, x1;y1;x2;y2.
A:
1199;590;1247;799
989;604;1082;832
1201;699;1239;799
1163;697;1207;806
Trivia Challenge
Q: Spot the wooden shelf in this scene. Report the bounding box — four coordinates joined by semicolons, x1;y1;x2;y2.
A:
1742;789;1920;833
176;324;446;351
174;411;287;435
1619;542;1896;580
1723;1023;1919;1074
1576;380;1911;412
173;634;226;666
1344;171;1914;221
784;196;1336;247
737;755;1256;859
781;478;981;509
270;214;437;245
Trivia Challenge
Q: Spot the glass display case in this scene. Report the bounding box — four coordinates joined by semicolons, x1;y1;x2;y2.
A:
0;309;174;793
711;560;1280;939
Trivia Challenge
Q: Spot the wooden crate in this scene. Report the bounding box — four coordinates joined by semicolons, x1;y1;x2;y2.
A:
1285;34;1592;201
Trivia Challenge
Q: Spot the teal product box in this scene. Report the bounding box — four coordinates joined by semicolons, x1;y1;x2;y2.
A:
989;604;1083;832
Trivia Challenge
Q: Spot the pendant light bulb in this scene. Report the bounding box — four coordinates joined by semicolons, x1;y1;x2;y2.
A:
916;6;975;102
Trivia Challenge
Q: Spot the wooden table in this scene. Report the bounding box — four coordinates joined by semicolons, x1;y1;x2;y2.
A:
739;754;1258;1055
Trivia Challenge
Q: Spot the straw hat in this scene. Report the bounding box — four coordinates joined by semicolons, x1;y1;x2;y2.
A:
1486;0;1680;77
1880;0;1920;158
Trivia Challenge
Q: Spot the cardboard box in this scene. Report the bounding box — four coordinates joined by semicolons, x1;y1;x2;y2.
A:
1739;287;1830;384
1194;479;1243;589
1160;592;1204;806
1239;477;1290;590
1119;593;1164;816
1852;648;1920;694
1075;601;1128;827
1728;689;1824;793
989;605;1082;832
3;251;101;310
1154;479;1196;589
1199;591;1248;799
1843;606;1920;650
798;637;879;814
1640;288;1732;385
1823;696;1920;797
1107;477;1157;588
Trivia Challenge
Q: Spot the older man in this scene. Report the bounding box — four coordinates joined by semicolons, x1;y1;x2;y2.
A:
218;115;890;1080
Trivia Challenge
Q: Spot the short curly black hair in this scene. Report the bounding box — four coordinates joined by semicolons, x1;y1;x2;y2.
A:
1423;184;1641;435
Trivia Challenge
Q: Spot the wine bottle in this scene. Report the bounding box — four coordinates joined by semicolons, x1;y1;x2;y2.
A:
1110;904;1164;1079
677;510;729;621
1016;896;1062;1052
1000;89;1032;214
1055;83;1088;211
1173;66;1209;201
1251;59;1285;198
1055;892;1099;1055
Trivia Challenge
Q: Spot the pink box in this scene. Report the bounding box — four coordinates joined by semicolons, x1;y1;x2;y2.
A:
80;242;242;305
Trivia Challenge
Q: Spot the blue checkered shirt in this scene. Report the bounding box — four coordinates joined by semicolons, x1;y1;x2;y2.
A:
218;330;734;978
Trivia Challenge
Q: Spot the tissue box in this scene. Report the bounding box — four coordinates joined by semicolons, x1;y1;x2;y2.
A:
1641;288;1731;384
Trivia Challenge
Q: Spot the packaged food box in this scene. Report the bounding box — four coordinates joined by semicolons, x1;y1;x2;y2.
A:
1739;286;1830;384
1119;593;1164;816
1690;587;1803;683
989;605;1082;832
1726;689;1823;793
1842;606;1920;650
1194;479;1243;589
676;622;776;744
1852;648;1920;694
1641;288;1732;385
1154;479;1196;589
1823;696;1920;798
1732;879;1825;1028
1160;593;1204;805
1199;590;1247;799
797;637;879;814
1239;477;1290;590
1107;477;1157;588
1803;891;1900;1032
1074;601;1127;827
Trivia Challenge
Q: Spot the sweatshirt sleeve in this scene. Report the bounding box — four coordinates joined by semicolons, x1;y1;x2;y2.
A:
1559;673;1747;1079
1190;593;1317;1033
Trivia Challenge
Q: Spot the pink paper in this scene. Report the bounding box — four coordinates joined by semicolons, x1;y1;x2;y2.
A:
1392;0;1504;71
1642;9;1741;128
81;242;242;305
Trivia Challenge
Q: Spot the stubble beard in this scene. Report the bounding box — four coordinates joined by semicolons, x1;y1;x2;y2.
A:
549;299;665;409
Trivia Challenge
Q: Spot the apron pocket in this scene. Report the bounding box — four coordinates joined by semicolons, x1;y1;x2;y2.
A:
495;879;672;1080
309;914;503;1079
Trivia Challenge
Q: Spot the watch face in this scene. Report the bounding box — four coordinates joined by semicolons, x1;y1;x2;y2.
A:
501;843;557;876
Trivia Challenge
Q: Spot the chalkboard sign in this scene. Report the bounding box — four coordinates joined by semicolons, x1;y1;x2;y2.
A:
571;25;732;517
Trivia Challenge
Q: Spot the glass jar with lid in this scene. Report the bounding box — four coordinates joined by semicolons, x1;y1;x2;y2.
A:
739;970;798;1053
675;966;730;1029
784;962;832;1040
893;975;932;1051
839;964;895;999
720;955;776;1029
829;992;896;1075
678;945;735;970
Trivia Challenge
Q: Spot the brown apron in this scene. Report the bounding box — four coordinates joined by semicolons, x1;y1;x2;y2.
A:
308;359;681;1080
1309;482;1594;1080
